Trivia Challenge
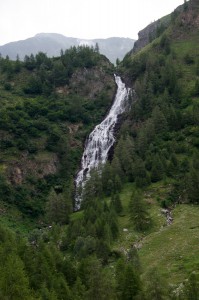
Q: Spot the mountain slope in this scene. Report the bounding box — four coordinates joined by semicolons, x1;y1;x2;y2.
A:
0;1;199;299
109;0;199;285
0;46;115;220
0;33;135;64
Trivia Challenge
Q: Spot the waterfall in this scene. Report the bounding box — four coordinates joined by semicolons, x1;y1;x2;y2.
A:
75;75;131;209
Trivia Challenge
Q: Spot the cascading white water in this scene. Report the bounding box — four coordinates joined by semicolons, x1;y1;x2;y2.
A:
75;75;131;209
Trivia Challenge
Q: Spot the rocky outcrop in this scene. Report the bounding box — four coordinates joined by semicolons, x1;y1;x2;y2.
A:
69;65;115;99
178;0;199;30
7;152;59;185
130;4;183;55
132;18;170;54
161;208;173;226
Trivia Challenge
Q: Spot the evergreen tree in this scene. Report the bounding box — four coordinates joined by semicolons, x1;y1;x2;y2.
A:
111;192;123;214
14;54;21;72
114;135;134;180
72;277;86;300
113;174;122;193
101;162;113;196
129;190;152;231
45;189;72;224
151;155;164;182
0;253;32;300
82;169;102;208
111;155;124;183
187;167;199;203
121;264;142;300
94;42;100;53
183;272;199;300
145;268;169;300
152;106;168;134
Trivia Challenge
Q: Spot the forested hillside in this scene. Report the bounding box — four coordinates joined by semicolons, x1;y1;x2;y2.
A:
0;0;199;299
0;46;115;222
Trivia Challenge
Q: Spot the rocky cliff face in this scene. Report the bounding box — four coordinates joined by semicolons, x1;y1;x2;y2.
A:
69;66;115;99
131;4;183;55
132;18;170;54
7;153;58;185
178;0;199;31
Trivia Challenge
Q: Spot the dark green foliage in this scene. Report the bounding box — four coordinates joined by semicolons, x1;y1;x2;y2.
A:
4;82;12;90
151;106;168;134
159;34;170;56
133;157;150;187
0;253;32;299
111;192;123;214
72;277;86;300
67;171;119;261
116;258;142;300
23;74;43;94
184;53;194;65
156;23;167;38
194;79;199;96
123;52;147;80
24;54;36;70
196;59;199;76
183;272;199;300
101;162;114;196
144;268;169;300
151;155;164;182
121;265;142;300
82;169;103;208
0;55;14;78
14;55;22;72
129;190;152;231
0;174;14;203
78;256;114;300
186;165;199;203
0;226;33;299
0;46;114;219
183;0;189;11
45;189;72;224
23;46;101;96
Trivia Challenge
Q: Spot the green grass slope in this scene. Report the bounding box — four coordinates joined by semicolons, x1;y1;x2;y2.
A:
110;183;199;286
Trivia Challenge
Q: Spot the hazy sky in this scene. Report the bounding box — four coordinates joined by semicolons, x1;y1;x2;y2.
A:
0;0;183;46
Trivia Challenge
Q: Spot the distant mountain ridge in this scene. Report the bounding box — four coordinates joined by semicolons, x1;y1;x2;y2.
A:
0;33;135;64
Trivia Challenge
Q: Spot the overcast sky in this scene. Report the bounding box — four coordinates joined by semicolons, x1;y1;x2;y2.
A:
0;0;183;46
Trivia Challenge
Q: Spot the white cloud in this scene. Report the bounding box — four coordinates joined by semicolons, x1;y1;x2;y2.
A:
0;0;183;45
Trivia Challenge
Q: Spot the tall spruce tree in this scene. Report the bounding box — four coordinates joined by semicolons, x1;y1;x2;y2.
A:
129;190;152;231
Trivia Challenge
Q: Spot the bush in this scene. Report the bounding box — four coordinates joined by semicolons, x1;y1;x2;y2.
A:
4;82;12;91
184;53;194;65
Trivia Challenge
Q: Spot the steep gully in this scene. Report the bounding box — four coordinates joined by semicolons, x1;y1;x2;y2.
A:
75;75;132;210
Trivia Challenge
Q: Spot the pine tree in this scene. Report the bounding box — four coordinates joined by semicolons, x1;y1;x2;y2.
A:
111;193;123;214
152;106;168;134
129;190;152;231
187;167;199;203
45;189;72;224
111;155;124;183
0;253;33;300
183;272;199;300
151;155;164;182
82;169;103;208
101;162;113;196
72;277;86;300
121;265;142;300
94;42;100;53
145;268;169;300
